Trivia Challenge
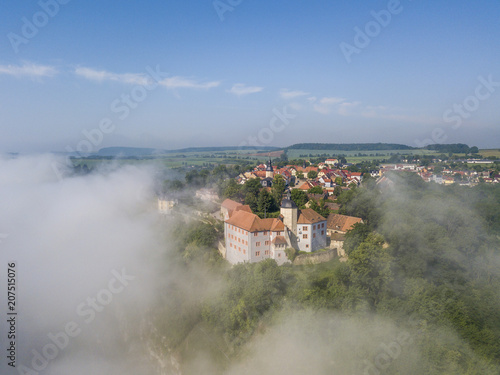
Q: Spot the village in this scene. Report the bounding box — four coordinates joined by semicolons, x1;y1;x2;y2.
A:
159;154;499;266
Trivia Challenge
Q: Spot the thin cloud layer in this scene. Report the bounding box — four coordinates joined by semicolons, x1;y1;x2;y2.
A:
74;67;151;85
228;83;264;96
160;76;220;90
279;89;309;100
75;66;221;90
0;62;58;78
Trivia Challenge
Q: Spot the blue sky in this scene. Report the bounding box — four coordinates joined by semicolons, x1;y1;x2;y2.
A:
0;0;499;152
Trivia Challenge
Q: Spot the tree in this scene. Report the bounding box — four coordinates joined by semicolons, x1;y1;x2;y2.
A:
333;186;343;197
285;247;298;262
185;169;209;187
242;178;261;196
348;233;392;306
291;189;308;208
361;173;376;189
223;179;241;199
344;222;371;255
335;177;344;186
307;186;324;195
307;170;318;179
244;193;258;212
308;199;329;217
272;175;286;203
258;189;274;214
296;171;304;179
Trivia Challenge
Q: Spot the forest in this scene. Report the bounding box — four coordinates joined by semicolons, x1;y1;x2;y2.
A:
150;172;500;374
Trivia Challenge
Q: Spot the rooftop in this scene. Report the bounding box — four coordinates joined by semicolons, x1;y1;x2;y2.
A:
297;208;326;224
326;213;363;232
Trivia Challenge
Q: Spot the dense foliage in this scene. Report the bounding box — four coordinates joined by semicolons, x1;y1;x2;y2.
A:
154;173;500;374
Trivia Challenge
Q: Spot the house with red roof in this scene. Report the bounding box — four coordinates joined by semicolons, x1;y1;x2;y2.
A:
223;196;327;265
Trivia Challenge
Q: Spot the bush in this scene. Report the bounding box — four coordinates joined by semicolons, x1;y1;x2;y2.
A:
285;247;298;262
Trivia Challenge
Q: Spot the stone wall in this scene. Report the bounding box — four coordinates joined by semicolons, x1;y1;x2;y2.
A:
218;241;226;259
293;248;337;265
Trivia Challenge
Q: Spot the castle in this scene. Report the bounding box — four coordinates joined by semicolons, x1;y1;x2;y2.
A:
222;193;327;265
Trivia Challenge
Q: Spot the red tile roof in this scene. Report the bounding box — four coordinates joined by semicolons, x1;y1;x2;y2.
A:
272;236;287;245
326;214;362;232
298;181;314;190
235;205;252;213
297;208;326;224
221;199;242;211
226;211;285;233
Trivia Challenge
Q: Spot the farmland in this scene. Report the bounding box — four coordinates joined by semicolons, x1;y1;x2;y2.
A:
286;148;439;162
71;149;274;169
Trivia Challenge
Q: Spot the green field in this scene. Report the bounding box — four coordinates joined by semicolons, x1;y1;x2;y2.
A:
286;149;438;162
71;149;274;169
479;149;500;158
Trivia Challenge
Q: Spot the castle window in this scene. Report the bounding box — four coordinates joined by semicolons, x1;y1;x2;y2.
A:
256;251;260;256
313;225;316;230
321;230;324;235
303;226;308;231
265;241;269;245
303;234;308;239
254;232;258;236
306;245;309;248
256;242;261;246
313;233;316;238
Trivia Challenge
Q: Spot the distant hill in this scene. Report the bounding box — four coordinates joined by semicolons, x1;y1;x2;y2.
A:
97;146;280;157
286;143;416;151
94;143;476;157
97;147;168;156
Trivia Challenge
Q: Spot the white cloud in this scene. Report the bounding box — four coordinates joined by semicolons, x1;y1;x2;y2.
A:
319;97;345;105
228;83;263;96
159;76;220;90
0;62;58;78
75;66;220;90
313;96;346;114
75;67;150;85
279;89;309;100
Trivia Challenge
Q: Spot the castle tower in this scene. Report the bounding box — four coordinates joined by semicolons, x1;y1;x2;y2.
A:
266;158;274;179
280;191;298;235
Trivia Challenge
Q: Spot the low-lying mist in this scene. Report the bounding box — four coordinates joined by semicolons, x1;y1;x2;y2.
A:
1;156;499;375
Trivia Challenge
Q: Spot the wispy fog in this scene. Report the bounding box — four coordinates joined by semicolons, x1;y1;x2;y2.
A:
0;154;164;374
1;156;499;375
